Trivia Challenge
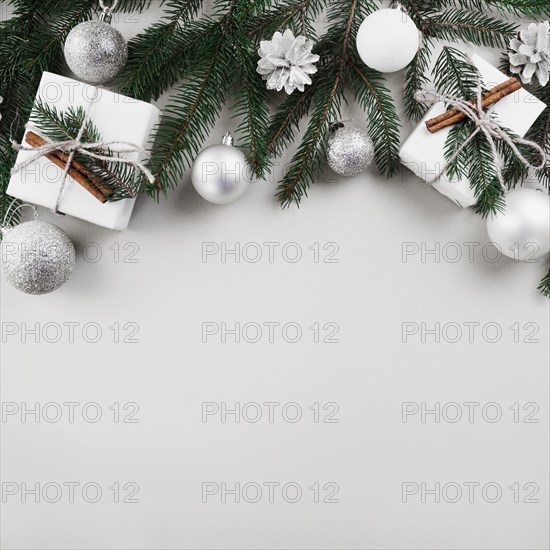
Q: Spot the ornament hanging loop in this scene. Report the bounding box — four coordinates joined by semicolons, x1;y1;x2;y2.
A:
221;132;234;146
99;0;119;23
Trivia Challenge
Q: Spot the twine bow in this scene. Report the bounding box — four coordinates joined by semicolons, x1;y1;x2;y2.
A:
11;87;155;214
415;82;547;191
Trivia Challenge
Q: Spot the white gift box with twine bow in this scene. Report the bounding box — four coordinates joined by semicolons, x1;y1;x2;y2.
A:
7;72;160;230
400;54;547;208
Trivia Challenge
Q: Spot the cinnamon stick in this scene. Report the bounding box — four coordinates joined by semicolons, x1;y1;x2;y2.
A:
24;131;113;203
425;77;522;134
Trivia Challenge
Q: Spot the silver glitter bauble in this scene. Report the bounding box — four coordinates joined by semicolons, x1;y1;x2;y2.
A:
1;221;75;295
326;123;375;177
64;20;128;84
191;133;252;204
487;188;550;261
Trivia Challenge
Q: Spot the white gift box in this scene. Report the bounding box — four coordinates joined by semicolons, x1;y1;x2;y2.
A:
400;54;547;208
7;72;161;230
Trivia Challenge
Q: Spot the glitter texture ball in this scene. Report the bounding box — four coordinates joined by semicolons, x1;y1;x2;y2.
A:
64;21;128;84
1;221;75;295
326;125;375;177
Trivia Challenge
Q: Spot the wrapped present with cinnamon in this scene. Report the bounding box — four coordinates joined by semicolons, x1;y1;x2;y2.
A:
7;72;161;230
400;54;547;208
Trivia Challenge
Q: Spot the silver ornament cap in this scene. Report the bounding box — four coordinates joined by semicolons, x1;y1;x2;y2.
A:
1;221;75;295
64;19;128;85
191;133;252;205
326;122;375;177
487;188;550;260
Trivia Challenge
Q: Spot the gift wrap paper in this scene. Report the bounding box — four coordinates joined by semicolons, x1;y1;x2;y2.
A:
399;54;547;208
8;72;161;230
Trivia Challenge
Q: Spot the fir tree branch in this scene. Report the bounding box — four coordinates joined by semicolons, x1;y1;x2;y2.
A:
538;268;550;297
275;65;344;207
389;0;438;33
145;22;230;196
403;40;433;122
230;24;271;178
484;0;550;17
444;118;473;181
267;82;318;158
348;56;401;178
428;8;517;49
528;86;550;188
117;0;204;101
25;0;96;76
275;0;362;207
432;46;479;99
467;131;504;217
249;0;327;39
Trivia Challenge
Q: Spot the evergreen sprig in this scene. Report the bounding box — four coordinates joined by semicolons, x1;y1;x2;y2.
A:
1;0;549;295
143;0;316;198
538;269;550;297
117;0;203;101
428;8;517;48
404;40;432;122
274;0;379;207
31;100;145;200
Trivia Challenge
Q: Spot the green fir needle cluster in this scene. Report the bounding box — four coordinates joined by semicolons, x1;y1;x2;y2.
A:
0;0;549;292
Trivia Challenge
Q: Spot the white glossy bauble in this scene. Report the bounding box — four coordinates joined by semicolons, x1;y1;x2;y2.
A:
64;20;128;84
356;9;420;73
191;135;252;204
487;188;550;260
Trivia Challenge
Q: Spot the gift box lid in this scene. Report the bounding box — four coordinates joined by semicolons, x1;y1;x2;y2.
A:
399;54;547;208
7;72;161;230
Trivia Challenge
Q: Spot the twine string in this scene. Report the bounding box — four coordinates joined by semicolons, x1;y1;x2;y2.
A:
415;81;546;191
11;87;154;214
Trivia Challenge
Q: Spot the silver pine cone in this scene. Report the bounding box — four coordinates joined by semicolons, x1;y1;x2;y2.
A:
257;29;320;94
509;21;550;87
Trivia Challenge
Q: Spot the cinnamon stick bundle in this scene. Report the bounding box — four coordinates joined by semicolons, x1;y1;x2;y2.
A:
425;77;522;134
25;131;114;203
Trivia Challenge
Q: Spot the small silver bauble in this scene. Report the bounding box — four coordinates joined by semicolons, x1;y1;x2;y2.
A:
1;221;75;295
326;122;375;177
64;7;128;85
191;133;252;204
487;188;550;260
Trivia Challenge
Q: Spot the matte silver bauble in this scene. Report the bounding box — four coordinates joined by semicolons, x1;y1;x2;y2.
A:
487;188;550;260
1;221;75;295
64;20;128;84
326;123;375;177
191;133;252;204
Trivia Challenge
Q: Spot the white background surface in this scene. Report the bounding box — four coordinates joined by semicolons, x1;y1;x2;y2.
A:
1;3;549;549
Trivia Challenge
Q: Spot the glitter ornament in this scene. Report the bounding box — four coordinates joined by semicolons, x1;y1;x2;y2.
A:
356;8;420;73
191;133;252;205
1;218;75;295
64;0;128;85
326;122;375;177
509;21;550;87
257;29;320;94
487;188;550;260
